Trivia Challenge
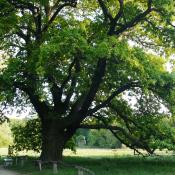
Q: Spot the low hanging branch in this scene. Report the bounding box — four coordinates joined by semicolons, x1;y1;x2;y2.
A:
82;114;155;155
79;123;147;156
79;123;126;131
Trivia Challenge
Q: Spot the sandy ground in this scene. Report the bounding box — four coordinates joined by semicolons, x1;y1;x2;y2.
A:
0;166;21;175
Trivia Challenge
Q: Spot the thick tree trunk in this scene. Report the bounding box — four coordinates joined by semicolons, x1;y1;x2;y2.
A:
40;119;67;161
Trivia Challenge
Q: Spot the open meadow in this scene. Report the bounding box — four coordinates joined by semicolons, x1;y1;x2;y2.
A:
1;148;175;175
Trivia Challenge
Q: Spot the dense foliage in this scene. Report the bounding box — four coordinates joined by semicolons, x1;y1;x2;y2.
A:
0;0;175;160
85;129;122;148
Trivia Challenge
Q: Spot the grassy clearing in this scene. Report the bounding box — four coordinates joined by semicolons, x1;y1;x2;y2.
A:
1;148;175;175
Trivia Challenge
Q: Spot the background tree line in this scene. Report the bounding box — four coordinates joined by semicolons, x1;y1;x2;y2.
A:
1;117;175;154
0;118;121;150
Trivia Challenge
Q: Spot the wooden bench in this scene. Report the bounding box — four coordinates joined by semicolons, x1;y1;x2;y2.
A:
36;160;95;175
15;155;28;166
3;155;28;167
75;165;95;175
3;145;14;167
3;157;13;167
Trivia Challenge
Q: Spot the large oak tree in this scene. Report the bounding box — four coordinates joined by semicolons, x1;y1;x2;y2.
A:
1;0;175;161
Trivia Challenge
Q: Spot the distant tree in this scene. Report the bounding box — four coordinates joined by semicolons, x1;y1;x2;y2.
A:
1;0;175;161
87;129;121;149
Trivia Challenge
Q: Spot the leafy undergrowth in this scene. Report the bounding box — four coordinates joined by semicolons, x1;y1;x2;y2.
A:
2;155;175;175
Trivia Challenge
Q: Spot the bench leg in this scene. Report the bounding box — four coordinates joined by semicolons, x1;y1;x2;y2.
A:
78;169;84;175
21;159;24;166
53;163;58;174
15;157;18;165
38;162;42;171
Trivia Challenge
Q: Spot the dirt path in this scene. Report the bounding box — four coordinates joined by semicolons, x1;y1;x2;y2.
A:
0;166;21;175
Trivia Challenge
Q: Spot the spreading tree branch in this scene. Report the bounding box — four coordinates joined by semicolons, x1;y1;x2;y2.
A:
108;103;142;130
79;123;126;131
47;76;62;110
65;58;106;127
97;0;155;36
7;0;42;41
111;0;154;35
7;0;39;13
48;58;76;110
87;81;139;115
48;56;80;113
42;1;77;33
91;114;154;155
60;59;76;92
14;82;50;118
64;77;77;110
114;0;124;22
97;0;113;22
16;30;28;43
79;58;106;116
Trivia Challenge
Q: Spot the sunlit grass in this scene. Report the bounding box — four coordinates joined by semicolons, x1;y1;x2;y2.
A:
1;147;134;157
64;148;135;157
1;147;173;157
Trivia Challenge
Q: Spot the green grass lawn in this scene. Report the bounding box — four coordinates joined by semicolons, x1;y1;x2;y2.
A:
1;148;175;175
